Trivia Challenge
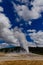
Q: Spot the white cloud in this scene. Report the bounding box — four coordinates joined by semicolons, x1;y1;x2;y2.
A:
1;28;18;43
30;6;41;19
32;0;43;6
32;0;43;13
0;0;2;2
12;0;43;21
0;6;4;12
28;21;32;25
13;4;32;21
29;30;43;45
0;13;11;28
27;29;36;33
0;13;18;44
28;42;36;47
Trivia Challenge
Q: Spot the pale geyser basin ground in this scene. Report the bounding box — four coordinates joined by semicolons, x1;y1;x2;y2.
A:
0;53;43;65
0;52;43;61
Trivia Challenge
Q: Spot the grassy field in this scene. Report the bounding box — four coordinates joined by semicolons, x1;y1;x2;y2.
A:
0;60;43;65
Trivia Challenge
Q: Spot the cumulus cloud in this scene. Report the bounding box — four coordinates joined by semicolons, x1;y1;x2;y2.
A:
0;0;2;2
0;13;11;28
32;0;43;6
0;13;18;44
32;0;43;12
13;27;29;53
1;28;18;43
13;4;31;21
29;30;43;45
12;0;43;22
0;6;4;12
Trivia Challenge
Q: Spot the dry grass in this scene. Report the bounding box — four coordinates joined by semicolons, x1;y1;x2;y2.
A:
0;60;43;65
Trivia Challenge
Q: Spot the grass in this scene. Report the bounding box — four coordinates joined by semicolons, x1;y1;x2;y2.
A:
0;60;43;65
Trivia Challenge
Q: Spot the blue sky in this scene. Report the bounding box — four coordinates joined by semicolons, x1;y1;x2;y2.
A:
0;0;43;48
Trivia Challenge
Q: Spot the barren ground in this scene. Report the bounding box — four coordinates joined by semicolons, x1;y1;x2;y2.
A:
0;53;43;65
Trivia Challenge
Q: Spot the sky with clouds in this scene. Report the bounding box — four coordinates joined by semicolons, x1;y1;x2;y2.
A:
0;0;43;51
